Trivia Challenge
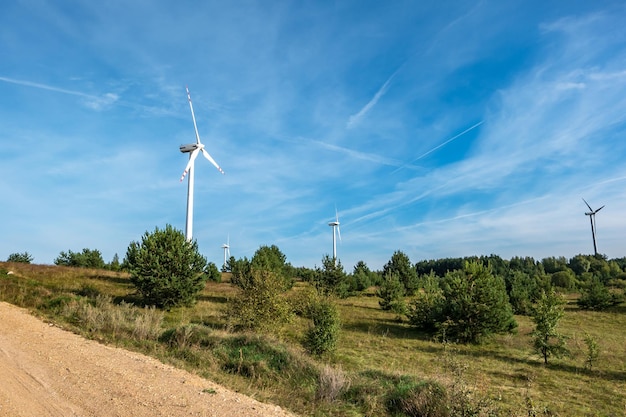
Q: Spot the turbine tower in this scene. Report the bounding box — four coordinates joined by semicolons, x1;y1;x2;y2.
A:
221;236;230;268
179;86;225;241
582;198;604;256
328;209;341;264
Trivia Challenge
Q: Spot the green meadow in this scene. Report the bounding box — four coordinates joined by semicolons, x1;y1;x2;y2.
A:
1;262;624;416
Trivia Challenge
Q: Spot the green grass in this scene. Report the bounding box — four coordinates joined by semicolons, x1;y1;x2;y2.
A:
1;262;625;416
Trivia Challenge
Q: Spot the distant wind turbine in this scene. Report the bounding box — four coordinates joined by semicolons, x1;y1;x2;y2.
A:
221;235;230;268
582;198;604;256
328;209;342;264
179;86;225;241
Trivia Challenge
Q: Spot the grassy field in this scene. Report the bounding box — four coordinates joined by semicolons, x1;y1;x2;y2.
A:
1;262;625;416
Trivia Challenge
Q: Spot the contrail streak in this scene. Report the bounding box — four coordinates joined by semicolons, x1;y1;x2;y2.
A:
0;76;98;99
392;120;484;174
347;66;403;129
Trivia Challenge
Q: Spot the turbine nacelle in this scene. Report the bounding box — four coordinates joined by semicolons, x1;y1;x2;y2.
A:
180;143;200;153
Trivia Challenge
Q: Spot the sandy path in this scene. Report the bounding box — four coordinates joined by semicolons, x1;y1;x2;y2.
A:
0;302;296;417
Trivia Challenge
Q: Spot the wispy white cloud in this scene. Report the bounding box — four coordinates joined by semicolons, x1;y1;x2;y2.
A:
2;2;626;268
304;137;402;167
392;121;484;173
0;75;119;110
346;67;401;129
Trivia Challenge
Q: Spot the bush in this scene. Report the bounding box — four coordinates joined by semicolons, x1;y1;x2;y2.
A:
54;248;105;269
408;261;517;344
6;252;33;263
506;271;538;315
383;250;419;295
304;298;341;355
440;261;517;343
204;262;222;282
377;272;405;311
125;224;208;308
217;335;290;379
550;270;577;290
531;289;568;364
577;276;623;311
351;260;376;292
317;364;350;402
407;273;444;331
251;245;293;290
314;255;351;298
386;379;449;417
227;269;293;332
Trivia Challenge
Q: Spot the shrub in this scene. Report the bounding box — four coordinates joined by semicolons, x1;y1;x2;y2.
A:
54;248;105;269
583;333;599;371
204;262;222;282
408;261;517;344
550;270;577;290
317;364;350;402
125;224;208;308
531;289;568;364
160;323;215;348
383;250;419;295
227;269;293;332
314;255;351;298
386;379;449;417
438;261;516;343
217;335;290;379
6;252;33;263
229;256;253;289
506;271;537;315
304;298;340;355
251;245;293;290
577;276;623;310
132;307;164;340
407;273;444;331
377;272;405;311
351;260;375;292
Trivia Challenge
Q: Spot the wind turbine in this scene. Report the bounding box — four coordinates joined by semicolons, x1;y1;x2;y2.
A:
221;235;230;268
179;86;225;241
328;209;341;264
582;198;604;256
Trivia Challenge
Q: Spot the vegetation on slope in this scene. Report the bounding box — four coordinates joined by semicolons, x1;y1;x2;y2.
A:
1;251;625;416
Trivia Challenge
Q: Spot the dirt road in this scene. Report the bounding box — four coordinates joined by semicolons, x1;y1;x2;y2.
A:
0;302;296;417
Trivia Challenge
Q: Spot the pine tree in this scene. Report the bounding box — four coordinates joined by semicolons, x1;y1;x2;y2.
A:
436;261;517;343
531;289;568;364
125;224;208;308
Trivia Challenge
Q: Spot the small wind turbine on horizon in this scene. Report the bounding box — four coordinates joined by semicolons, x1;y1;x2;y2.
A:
179;86;225;241
328;209;342;265
582;198;604;256
221;235;230;269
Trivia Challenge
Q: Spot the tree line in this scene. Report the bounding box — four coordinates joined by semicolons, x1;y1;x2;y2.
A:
5;227;625;356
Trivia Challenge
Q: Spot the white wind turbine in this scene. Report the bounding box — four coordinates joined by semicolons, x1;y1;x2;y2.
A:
221;235;230;268
179;86;225;241
328;209;342;264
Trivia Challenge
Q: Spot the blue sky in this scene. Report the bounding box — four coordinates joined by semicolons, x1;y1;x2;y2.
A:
2;1;626;270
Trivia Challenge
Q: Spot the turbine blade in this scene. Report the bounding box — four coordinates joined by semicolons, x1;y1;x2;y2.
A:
186;86;202;145
200;148;225;174
595;205;605;213
337;224;342;242
179;149;200;181
582;198;593;211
